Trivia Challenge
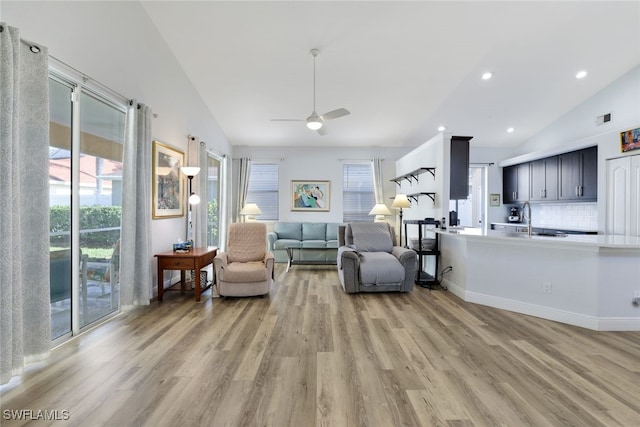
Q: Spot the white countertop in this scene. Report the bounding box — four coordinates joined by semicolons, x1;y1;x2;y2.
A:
490;222;598;233
437;227;640;249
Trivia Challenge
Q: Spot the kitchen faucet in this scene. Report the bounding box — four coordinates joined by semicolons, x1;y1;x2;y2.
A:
522;201;532;236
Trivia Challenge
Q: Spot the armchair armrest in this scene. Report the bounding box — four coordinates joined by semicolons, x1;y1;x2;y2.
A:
337;246;360;293
213;252;228;283
392;246;418;290
392;246;415;264
264;251;275;279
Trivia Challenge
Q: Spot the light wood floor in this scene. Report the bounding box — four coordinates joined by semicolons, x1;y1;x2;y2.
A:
2;265;639;426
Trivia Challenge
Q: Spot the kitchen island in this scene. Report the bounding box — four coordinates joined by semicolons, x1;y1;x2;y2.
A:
437;228;640;331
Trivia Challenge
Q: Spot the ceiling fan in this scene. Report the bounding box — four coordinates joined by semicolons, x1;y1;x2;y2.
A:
271;48;350;135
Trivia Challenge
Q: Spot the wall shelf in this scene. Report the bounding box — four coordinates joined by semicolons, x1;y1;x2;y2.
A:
390;167;436;186
407;192;436;205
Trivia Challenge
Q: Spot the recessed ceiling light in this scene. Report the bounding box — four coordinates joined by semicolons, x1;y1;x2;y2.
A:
576;70;587;79
507;127;515;133
482;72;493;80
438;126;446;132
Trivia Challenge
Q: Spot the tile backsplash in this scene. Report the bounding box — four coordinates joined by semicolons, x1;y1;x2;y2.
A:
531;203;598;231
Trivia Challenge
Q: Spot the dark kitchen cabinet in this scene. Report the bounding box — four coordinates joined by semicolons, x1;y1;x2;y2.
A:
450;136;472;200
558;147;597;201
503;163;530;203
530;156;558;201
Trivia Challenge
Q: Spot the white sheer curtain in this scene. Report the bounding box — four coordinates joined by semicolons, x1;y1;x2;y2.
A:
119;102;153;308
233;158;251;223
196;139;208;247
372;158;385;203
0;24;51;384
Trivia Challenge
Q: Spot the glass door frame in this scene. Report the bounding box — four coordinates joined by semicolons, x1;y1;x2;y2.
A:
50;63;128;343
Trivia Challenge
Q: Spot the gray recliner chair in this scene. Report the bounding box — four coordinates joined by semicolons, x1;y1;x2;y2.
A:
337;223;417;293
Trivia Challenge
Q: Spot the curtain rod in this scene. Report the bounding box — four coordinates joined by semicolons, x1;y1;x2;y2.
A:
49;54;130;105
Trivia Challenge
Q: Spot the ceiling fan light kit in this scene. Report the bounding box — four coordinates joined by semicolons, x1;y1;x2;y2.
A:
271;48;350;134
306;116;323;130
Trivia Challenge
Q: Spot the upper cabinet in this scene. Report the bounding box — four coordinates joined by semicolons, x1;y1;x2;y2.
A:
503;146;597;204
503;163;530;203
558;147;597;201
530;156;558;201
450;136;472;200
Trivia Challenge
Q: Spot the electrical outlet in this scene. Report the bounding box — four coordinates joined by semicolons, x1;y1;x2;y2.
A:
542;282;552;294
634;291;640;299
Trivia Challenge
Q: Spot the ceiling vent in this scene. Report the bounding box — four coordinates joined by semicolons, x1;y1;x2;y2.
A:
595;113;612;126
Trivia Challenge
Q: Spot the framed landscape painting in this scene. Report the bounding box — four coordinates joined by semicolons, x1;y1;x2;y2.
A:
152;141;184;219
291;181;330;211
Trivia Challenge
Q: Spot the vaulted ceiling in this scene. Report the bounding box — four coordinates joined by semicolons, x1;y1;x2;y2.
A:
141;1;640;148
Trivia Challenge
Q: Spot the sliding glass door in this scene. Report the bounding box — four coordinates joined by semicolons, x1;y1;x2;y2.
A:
78;91;124;327
49;73;126;340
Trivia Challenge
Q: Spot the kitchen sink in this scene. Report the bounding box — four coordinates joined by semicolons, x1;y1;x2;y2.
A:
499;232;568;238
533;232;568;237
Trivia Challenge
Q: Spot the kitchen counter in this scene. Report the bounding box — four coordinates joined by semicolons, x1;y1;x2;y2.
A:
440;227;640;250
490;222;599;234
437;228;640;331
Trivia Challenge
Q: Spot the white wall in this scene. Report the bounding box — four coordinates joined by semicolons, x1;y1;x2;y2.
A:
232;145;406;225
512;65;640;158
4;1;233;294
395;133;446;224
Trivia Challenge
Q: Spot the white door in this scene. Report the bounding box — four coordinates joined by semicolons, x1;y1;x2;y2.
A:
607;154;640;236
631;155;640;236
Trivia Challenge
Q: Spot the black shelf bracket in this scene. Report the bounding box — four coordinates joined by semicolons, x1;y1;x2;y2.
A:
406;192;436;205
390;167;436;186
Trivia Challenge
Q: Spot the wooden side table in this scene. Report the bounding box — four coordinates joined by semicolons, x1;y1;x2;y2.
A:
154;246;217;302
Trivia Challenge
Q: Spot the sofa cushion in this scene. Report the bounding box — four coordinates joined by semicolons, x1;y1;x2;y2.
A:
348;223;393;253
359;252;405;285
326;240;338;248
302;223;326;240
301;240;327;248
274;222;302;240
326;223;340;241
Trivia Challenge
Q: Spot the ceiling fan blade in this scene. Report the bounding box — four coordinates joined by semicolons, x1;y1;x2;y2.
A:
320;108;350;121
270;118;305;122
317;126;328;136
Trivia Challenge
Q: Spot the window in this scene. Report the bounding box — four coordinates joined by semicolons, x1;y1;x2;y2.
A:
206;154;222;246
343;163;375;222
246;163;279;220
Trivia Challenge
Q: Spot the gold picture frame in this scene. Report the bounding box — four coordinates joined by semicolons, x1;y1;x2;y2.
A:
152;141;184;219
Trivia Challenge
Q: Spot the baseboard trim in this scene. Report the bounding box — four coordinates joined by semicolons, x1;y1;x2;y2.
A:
440;280;640;331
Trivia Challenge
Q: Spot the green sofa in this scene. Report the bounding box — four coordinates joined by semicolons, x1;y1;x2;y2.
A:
267;222;344;263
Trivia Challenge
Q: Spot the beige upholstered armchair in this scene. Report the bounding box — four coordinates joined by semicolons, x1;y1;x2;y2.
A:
214;222;274;297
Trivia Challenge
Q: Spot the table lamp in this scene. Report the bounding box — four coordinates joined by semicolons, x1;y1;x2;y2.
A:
240;203;262;222
369;203;392;222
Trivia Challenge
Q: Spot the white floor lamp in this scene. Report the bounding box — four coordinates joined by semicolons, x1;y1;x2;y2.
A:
181;166;201;245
